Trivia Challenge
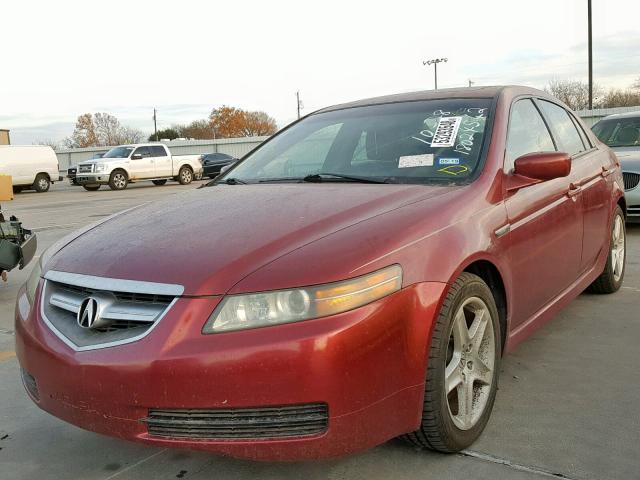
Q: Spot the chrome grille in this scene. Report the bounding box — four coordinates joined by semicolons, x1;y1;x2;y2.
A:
623;172;640;191
40;271;182;351
143;404;329;440
78;164;94;173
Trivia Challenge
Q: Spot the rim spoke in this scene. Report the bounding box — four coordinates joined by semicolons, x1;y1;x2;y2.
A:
469;308;488;354
473;356;493;385
445;363;463;394
451;309;469;349
456;379;475;428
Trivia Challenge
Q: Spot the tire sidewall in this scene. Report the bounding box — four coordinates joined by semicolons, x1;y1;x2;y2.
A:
430;277;502;449
109;171;128;190
179;167;193;185
607;207;626;289
34;174;50;193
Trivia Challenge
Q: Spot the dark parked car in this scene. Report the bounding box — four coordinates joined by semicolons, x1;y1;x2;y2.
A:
201;152;237;178
17;86;625;461
68;152;106;186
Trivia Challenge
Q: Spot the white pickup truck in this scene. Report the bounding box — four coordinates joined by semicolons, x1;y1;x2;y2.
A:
74;143;203;191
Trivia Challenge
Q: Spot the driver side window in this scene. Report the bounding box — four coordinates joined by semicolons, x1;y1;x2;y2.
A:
505;99;556;172
132;147;150;158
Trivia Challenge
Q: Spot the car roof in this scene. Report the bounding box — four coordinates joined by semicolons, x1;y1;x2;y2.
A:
315;85;548;114
600;111;640;120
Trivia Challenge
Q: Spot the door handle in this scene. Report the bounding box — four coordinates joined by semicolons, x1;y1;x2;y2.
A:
601;166;614;177
567;183;582;198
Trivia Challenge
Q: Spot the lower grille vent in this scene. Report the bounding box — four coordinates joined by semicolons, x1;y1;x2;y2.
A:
623;172;640;191
143;403;328;440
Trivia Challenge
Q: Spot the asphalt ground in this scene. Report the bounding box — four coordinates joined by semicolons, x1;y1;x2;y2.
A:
0;180;638;480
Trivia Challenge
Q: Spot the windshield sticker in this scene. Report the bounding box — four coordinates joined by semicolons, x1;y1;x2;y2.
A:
398;154;434;168
431;117;462;148
437;158;460;165
437;165;469;176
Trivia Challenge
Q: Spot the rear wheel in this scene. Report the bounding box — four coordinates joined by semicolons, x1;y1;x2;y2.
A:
33;174;50;193
587;206;626;293
152;179;167;186
82;185;101;191
108;170;128;190
178;166;193;185
403;272;501;452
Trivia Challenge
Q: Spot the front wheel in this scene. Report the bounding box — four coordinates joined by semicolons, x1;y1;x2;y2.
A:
152;179;167;186
108;171;128;190
83;185;101;191
178;166;193;185
33;174;50;193
403;272;501;452
587;205;626;293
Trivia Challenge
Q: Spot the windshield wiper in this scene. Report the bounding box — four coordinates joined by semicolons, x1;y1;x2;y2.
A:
220;177;247;185
302;173;392;184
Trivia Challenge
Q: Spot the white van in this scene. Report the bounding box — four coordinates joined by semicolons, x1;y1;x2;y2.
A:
0;146;61;193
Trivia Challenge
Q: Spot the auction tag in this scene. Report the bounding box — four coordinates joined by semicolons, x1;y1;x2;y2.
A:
431;117;462;147
398;154;434;168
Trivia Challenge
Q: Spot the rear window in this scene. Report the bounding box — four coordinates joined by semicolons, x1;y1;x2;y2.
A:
592;117;640;147
150;146;167;157
226;98;493;185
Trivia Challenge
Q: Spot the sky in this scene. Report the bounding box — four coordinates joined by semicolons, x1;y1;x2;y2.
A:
1;0;639;145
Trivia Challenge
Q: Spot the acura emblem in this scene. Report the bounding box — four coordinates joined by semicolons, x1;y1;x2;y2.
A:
77;297;100;329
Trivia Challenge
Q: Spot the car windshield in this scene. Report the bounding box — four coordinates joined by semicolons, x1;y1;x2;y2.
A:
592;117;640;147
222;99;493;185
103;146;134;158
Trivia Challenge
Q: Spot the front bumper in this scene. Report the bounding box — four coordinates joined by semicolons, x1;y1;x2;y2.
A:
15;281;445;460
623;182;640;222
75;173;107;185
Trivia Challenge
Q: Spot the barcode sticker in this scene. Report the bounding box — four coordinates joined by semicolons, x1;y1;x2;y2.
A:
431;117;462;148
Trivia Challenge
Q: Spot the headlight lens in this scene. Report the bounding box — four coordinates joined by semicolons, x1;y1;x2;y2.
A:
94;164;106;172
203;265;402;334
25;258;42;305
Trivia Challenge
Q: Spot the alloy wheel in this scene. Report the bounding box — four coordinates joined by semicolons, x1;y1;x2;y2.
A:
113;173;126;189
181;169;192;183
445;297;495;431
611;214;625;282
38;178;49;190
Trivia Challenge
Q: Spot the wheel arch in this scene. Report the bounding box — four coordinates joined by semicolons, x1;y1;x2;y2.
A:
617;195;627;218
460;258;508;353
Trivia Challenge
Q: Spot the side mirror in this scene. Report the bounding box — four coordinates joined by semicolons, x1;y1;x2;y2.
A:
507;152;571;191
131;153;143;160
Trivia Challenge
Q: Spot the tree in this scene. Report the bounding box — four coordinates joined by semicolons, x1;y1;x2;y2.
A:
545;80;603;110
633;77;640;91
149;128;180;141
33;139;60;150
178;120;215;140
65;113;144;148
209;106;277;138
599;88;640;108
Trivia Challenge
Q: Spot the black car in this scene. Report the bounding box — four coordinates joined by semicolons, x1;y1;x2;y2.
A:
68;152;106;185
201;153;237;178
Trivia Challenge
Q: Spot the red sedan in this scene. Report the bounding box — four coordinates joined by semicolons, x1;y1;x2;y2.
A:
16;86;626;460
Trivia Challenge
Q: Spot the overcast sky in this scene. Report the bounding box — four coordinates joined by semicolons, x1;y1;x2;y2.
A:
1;0;639;145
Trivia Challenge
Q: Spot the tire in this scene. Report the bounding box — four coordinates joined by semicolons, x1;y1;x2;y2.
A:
152;179;167;186
12;186;23;194
82;185;101;191
403;272;501;453
108;170;128;190
178;166;193;185
586;206;626;294
33;174;50;193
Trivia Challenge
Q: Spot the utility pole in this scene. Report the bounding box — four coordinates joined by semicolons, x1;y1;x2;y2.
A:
153;108;158;141
468;79;474;88
296;91;303;119
423;58;448;90
588;0;593;109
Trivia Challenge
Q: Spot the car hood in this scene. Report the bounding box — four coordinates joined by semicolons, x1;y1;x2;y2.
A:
612;147;640;171
46;184;458;295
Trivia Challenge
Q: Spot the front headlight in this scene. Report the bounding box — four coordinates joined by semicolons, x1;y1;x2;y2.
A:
203;265;402;334
94;164;106;172
25;258;42;305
